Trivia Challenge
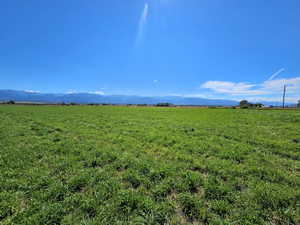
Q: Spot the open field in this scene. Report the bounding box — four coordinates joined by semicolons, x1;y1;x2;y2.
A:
0;106;299;225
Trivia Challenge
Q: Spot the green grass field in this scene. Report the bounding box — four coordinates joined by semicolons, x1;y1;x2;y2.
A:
0;106;299;225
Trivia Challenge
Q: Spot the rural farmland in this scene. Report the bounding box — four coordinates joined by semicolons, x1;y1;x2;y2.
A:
0;105;299;225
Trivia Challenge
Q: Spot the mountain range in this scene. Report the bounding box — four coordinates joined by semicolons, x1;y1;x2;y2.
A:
0;90;240;106
0;89;290;106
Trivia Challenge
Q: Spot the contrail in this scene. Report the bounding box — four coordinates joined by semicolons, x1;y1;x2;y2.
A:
136;3;149;46
267;68;285;81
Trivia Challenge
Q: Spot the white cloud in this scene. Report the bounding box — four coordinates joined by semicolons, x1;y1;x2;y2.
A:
25;90;40;93
201;76;300;103
168;93;209;98
246;96;300;103
153;80;158;83
201;81;266;95
67;90;77;94
262;77;300;93
89;91;105;95
66;90;105;95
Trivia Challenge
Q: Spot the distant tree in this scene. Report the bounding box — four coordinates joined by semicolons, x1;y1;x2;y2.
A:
156;103;174;107
239;100;263;109
239;100;249;108
70;102;77;105
297;100;300;108
254;103;264;108
7;100;15;104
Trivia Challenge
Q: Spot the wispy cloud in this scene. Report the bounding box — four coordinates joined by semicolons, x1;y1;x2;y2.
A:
135;3;149;46
267;68;285;81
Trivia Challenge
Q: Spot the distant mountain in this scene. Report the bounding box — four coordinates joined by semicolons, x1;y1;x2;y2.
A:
0;90;239;106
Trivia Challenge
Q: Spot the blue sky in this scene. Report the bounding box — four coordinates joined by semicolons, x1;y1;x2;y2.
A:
1;0;300;102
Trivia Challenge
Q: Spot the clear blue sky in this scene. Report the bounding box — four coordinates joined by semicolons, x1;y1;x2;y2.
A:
1;0;300;102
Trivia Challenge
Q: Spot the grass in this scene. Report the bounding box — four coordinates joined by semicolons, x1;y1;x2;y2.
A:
0;105;299;225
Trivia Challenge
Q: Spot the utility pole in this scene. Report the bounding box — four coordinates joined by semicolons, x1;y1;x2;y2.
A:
282;84;286;108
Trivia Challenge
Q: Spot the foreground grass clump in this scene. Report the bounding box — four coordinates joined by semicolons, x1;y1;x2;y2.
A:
0;105;299;225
